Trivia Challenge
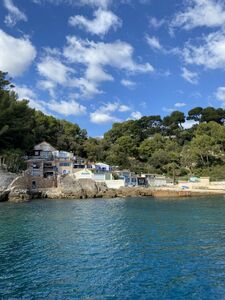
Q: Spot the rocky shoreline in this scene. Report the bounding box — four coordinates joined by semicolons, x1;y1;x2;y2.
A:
1;170;225;203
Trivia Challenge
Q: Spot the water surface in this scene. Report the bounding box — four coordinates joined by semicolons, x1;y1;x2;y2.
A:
1;197;225;299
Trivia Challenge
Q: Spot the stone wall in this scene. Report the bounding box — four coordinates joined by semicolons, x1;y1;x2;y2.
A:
10;175;56;190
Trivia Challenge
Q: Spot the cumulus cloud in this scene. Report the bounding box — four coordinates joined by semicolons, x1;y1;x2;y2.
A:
37;80;56;97
146;35;162;50
3;0;27;27
64;35;153;76
121;79;136;88
90;102;130;124
33;0;111;8
69;9;121;36
175;102;186;107
130;111;142;120
216;86;225;103
0;29;36;76
181;67;199;84
78;0;111;7
36;34;153;98
14;84;48;113
163;107;175;113
46;99;86;116
63;36;153;97
182;30;225;69
171;0;225;30
149;17;166;29
118;104;130;112
15;83;86;116
37;56;73;85
183;119;198;129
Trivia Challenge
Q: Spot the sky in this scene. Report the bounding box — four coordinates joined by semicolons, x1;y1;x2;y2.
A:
0;0;225;136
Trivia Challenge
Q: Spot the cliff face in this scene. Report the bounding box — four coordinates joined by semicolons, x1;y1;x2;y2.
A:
0;168;17;202
0;168;17;191
46;175;110;199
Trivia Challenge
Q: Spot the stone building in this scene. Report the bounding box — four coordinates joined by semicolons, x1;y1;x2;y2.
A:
27;142;57;177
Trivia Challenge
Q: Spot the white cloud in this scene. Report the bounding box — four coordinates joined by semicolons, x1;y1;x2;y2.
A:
78;0;111;7
130;111;142;120
175;102;186;107
37;56;73;85
181;67;199;84
33;0;111;8
90;111;119;124
118;104;130;112
149;17;165;29
15;83;86;116
70;77;103;98
15;85;36;100
14;84;47;112
163;102;186;113
37;80;56;97
121;79;136;88
63;36;153;97
64;35;154;76
216;86;225;102
90;101;130;124
3;0;27;27
46;99;86;116
171;0;225;30
163;107;175;113
183;30;225;69
0;30;36;76
146;35;162;50
69;9;121;36
35;35;153;99
183;119;198;129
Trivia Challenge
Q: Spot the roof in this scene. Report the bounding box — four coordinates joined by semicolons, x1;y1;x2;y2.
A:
95;162;110;167
34;141;57;152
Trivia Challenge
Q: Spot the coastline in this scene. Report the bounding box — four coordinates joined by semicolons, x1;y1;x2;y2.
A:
3;186;225;203
1;170;225;203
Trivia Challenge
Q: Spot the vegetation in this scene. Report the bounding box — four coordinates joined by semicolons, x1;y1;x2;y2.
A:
1;71;225;179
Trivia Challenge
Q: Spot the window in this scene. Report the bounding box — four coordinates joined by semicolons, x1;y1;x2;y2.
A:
59;162;71;167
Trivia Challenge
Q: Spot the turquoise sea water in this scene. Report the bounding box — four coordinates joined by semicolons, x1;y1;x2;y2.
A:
1;197;225;299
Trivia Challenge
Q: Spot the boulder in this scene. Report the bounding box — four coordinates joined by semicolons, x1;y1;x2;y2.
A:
8;187;31;203
0;190;10;202
0;168;17;191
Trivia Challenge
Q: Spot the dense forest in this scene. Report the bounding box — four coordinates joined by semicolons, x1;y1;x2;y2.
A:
1;71;225;180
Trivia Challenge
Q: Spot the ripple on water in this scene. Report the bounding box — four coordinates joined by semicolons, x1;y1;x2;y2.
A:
0;197;225;299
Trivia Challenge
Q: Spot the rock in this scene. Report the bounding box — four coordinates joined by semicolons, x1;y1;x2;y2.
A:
0;168;17;191
117;187;152;198
8;188;31;203
0;190;10;202
57;175;109;199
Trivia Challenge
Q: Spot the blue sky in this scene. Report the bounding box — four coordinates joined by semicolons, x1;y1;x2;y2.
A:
1;0;225;136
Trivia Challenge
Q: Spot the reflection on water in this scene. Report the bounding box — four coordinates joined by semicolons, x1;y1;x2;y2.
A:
0;197;225;299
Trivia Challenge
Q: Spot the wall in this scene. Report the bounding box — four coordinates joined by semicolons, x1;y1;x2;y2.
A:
10;175;57;190
104;180;125;189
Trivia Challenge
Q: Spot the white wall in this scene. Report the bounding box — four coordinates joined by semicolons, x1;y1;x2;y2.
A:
105;180;125;189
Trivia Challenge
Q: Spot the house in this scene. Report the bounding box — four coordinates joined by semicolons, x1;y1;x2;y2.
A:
53;151;74;175
27;142;75;177
27;142;57;177
93;173;113;181
137;177;147;186
34;141;57;159
142;174;169;187
95;162;111;172
74;169;94;180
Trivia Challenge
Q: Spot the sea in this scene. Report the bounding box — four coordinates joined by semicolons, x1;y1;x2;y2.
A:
0;197;225;299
